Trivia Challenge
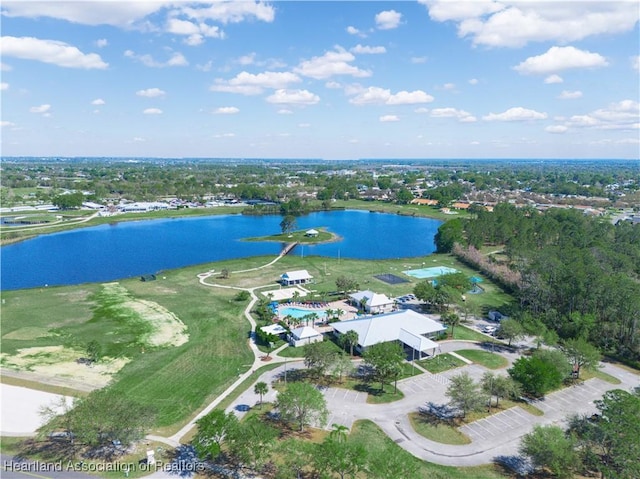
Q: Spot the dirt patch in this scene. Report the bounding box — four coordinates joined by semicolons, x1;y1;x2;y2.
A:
54;290;91;302
3;327;52;340
101;283;189;348
0;346;130;389
127;299;189;347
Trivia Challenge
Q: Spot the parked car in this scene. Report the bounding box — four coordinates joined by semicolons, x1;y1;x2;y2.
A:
482;325;497;334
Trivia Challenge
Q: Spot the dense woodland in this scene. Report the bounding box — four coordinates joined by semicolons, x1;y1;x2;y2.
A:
436;204;640;364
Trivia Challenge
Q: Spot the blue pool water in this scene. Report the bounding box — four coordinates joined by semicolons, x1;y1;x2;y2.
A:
403;266;459;279
279;307;327;319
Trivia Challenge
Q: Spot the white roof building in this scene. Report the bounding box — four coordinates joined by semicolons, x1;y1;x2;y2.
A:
332;309;445;355
280;270;313;286
288;326;323;347
260;324;288;336
348;290;395;314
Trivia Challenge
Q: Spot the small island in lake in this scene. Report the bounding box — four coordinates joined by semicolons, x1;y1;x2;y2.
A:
243;227;340;244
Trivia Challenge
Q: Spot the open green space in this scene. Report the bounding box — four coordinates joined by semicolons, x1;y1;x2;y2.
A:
408;412;471;445
455;349;509;369
451;324;499;342
1;243;513;434
350;420;509;479
418;353;466;374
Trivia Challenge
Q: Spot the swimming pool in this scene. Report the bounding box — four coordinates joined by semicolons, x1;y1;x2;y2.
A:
279;307;327;319
403;266;459;279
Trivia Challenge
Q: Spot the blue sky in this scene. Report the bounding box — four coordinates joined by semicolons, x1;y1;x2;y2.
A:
1;1;639;160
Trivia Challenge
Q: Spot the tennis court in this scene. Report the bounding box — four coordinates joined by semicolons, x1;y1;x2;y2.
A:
403;266;459;279
374;273;409;285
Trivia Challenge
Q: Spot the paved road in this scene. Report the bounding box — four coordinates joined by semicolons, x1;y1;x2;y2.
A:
222;341;639;467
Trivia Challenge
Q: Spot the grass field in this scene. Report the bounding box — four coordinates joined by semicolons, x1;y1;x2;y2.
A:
1;236;514;433
408;412;471;445
418;353;466;373
455;349;509;369
243;227;337;244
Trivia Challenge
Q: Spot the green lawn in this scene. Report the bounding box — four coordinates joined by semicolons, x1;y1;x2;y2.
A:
455;349;509;369
451;325;498;342
350;420;510;479
408;412;471;445
243;227;336;244
418;353;466;373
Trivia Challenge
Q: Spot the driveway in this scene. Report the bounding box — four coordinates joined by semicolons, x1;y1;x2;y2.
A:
225;343;639;467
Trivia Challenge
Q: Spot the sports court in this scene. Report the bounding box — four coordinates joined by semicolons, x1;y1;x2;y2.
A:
374;273;409;285
403;266;459;279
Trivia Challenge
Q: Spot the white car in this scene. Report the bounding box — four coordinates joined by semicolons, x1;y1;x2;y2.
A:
482;326;497;334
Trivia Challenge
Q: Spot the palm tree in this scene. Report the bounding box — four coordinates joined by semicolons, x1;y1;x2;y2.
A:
335;308;345;320
441;311;461;339
291;290;301;304
254;381;269;408
284;314;296;328
329;423;349;443
341;330;359;356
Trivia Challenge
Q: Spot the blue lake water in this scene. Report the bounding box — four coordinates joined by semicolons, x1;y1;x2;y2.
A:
0;210;442;291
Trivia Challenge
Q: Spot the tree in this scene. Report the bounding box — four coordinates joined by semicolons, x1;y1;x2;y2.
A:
592;389;640;479
561;337;601;379
508;353;566;398
254;382;269;408
363;341;406;393
520;425;579;479
276;382;328;432
280;214;297;234
481;372;520;408
52;191;84;209
434;218;464;253
315;436;367;479
329;423;349;444
340;330;359;356
227;415;279;472
193;409;239;459
498;318;525;347
441;311;461;339
85;340;102;363
395;187;414;204
445;371;488;418
303;341;337;380
331;352;353;383
336;276;359;296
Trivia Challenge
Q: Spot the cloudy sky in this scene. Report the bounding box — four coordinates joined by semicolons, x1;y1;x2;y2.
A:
1;1;639;160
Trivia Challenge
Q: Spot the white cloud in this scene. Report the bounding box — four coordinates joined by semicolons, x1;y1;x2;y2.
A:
298;123;311;128
91;98;105;105
565;100;639;130
375;10;402;30
379;115;400;122
468;78;478;85
143;108;162;115
350;44;386;54
213;133;235;138
410;56;428;64
132;137;146;142
545;125;568;134
431;107;476;122
166;18;224;45
29;104;51;114
266;89;320;105
349;86;434;105
1;121;15;127
414;107;429;114
442;83;456;90
277;109;293;115
483;107;548;121
515;46;608;75
1;62;12;71
211;70;301;96
214;106;239;114
136;88;166;98
1;2;168;27
196;60;213;72
325;81;342;89
96;39;108;48
238;53;256;65
295;47;371;79
558;90;583;100
0;36;108;69
124;50;188;68
544;74;563;84
632;55;640;72
1;82;8;90
423;1;640;48
178;2;275;25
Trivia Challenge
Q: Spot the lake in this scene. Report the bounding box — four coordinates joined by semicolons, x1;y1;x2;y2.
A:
0;210;442;290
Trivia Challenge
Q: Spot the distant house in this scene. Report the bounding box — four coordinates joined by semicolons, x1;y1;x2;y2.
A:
280;270;313;286
140;274;156;282
488;311;508;322
332;309;445;358
305;229;319;237
288;326;323;347
260;324;288;337
410;198;439;206
348;290;395;314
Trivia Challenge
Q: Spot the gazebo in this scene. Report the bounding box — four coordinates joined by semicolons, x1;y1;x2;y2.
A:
305;229;319;237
